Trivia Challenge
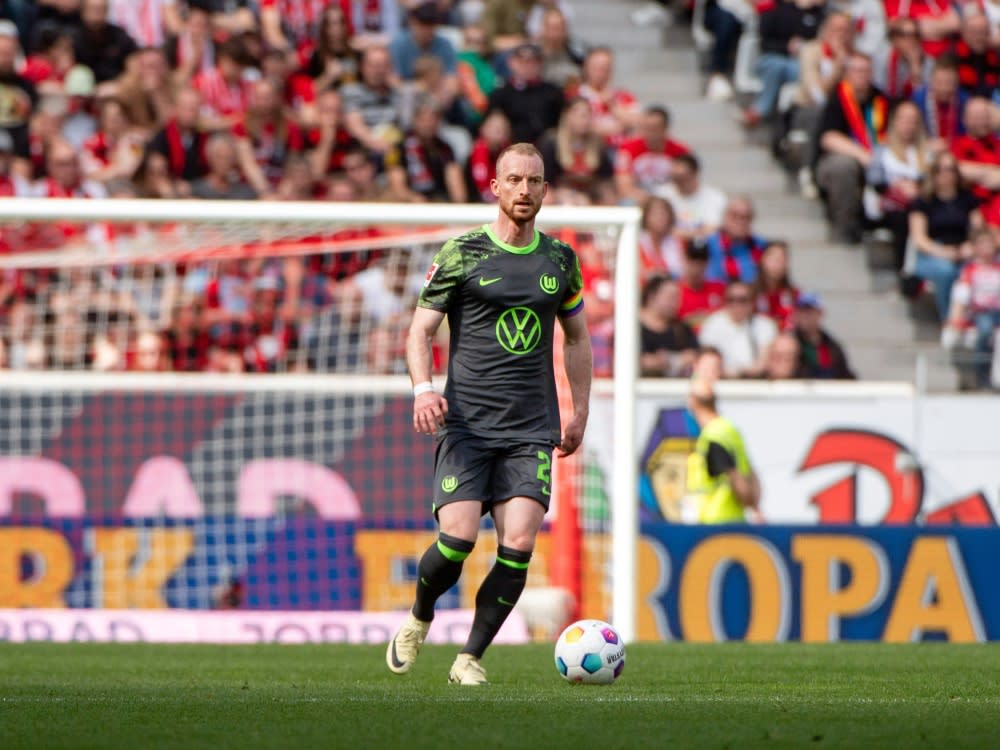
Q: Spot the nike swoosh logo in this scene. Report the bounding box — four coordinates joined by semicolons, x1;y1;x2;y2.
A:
479;277;502;286
497;596;517;607
389;639;406;669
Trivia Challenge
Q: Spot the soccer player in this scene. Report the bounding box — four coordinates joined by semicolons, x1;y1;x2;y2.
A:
386;142;593;685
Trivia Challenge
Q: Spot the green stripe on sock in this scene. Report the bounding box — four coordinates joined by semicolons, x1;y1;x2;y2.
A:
437;539;470;562
496;556;530;570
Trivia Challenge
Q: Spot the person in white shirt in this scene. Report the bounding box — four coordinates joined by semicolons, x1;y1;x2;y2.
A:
655;152;727;244
698;280;778;378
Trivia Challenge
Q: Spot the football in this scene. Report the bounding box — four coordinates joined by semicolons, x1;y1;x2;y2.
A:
553;619;626;684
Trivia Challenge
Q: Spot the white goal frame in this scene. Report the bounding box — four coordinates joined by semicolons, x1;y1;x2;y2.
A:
0;198;644;639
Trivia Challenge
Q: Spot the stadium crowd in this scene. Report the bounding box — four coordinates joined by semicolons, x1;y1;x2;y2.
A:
690;0;1000;387
0;0;994;385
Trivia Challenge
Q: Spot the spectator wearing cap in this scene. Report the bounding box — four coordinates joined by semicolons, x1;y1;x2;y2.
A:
698;280;779;379
383;95;466;203
341;44;405;155
613;105;690;207
0;28;37;169
792;292;856;379
147;87;209;190
639;274;699;377
59;64;98;149
72;0;138;83
703;196;769;284
576;47;639;146
189;132;256;200
486;42;564;144
677;239;727;331
655;152;727;244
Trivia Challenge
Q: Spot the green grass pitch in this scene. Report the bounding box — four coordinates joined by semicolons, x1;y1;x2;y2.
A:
2;642;999;749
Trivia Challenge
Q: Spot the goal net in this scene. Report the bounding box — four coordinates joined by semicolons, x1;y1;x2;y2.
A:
0;198;641;641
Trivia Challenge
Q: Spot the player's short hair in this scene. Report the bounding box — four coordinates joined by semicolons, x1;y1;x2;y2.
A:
495;142;544;175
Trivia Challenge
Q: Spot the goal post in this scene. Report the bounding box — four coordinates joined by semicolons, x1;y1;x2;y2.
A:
0;198;643;639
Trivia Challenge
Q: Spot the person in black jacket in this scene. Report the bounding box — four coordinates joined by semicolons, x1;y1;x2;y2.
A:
740;0;824;129
792;292;856;379
71;0;137;83
486;43;564;144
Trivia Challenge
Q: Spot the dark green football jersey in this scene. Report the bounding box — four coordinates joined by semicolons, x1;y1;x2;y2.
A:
418;224;585;443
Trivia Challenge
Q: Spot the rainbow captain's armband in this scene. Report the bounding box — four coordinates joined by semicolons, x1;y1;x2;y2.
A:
560;290;584;317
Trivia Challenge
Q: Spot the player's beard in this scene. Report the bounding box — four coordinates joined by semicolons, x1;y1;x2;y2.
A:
501;195;542;226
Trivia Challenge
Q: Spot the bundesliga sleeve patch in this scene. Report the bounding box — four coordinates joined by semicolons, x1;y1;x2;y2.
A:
423;263;439;288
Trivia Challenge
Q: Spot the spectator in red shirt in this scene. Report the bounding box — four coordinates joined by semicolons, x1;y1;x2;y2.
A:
20;23;76;94
883;0;961;59
232;77;306;195
953;96;1000;201
873;17;930;103
677;239;727;331
943;226;1000;387
638;196;685;282
613;105;690;206
109;0;183;49
752;240;800;330
193;37;254;130
82;96;146;184
465;108;510;203
575;46;639;145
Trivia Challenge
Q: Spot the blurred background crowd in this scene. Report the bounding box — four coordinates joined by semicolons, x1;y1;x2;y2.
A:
0;0;995;387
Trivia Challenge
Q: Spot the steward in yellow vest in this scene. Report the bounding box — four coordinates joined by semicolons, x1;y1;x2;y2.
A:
685;380;760;523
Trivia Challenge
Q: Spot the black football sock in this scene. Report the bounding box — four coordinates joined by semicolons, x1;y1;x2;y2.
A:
411;532;475;622
461;545;531;659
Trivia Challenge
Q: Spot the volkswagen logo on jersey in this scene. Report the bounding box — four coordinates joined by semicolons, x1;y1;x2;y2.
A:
539;273;559;294
496;306;542;354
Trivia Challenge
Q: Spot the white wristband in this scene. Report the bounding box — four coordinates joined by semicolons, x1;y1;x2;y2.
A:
412;381;435;397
